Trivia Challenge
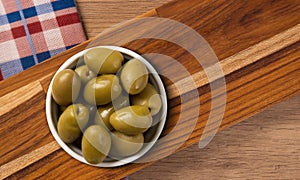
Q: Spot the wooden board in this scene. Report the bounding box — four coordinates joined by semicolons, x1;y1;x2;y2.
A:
0;0;300;179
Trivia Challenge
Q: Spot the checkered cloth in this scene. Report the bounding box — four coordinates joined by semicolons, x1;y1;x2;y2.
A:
0;0;86;80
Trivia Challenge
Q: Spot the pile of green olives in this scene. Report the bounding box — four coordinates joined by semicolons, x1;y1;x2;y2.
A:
52;47;162;164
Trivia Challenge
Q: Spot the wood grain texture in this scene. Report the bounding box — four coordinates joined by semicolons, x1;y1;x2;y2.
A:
0;0;300;179
156;0;300;60
131;95;300;179
0;142;60;179
76;0;173;38
169;24;300;98
0;81;42;116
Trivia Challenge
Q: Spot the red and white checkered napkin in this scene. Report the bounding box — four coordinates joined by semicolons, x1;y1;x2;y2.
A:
0;0;86;80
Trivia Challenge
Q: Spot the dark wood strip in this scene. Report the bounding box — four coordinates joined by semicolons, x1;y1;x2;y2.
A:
0;91;54;166
157;0;300;60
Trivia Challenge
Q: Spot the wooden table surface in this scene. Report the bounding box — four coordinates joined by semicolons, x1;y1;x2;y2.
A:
131;95;300;179
0;0;299;179
75;0;300;179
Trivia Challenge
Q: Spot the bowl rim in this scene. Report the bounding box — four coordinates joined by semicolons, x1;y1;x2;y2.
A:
45;46;168;167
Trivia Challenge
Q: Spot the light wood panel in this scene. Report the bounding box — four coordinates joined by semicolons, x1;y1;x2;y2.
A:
76;0;172;38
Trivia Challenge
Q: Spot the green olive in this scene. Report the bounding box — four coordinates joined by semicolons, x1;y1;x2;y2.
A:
131;83;162;115
82;125;111;164
84;47;124;74
109;105;152;135
121;59;148;95
83;75;122;105
76;55;85;67
52;69;81;106
73;96;98;122
111;92;130;110
94;104;114;131
75;65;97;84
110;131;144;157
58;104;89;143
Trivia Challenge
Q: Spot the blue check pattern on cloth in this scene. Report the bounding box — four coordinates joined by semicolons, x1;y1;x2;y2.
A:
0;0;86;80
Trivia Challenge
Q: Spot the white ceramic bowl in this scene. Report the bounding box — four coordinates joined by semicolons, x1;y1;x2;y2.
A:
45;46;167;167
